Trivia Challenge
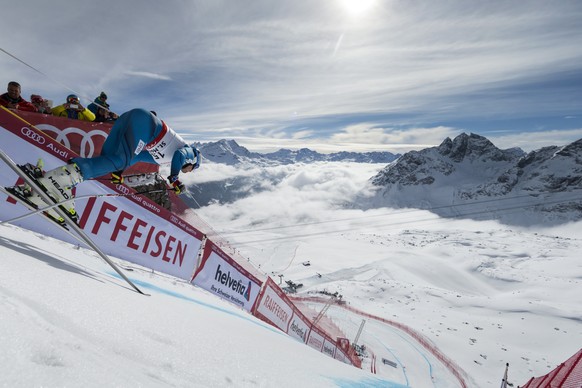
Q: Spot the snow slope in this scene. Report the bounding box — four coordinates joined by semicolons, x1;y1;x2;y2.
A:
0;223;401;388
2;161;581;387
193;161;582;387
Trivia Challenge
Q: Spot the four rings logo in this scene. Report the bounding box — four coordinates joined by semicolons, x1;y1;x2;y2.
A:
21;127;46;144
116;184;130;195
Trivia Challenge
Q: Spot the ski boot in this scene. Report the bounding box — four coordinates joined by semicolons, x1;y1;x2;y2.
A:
18;160;84;223
37;163;84;222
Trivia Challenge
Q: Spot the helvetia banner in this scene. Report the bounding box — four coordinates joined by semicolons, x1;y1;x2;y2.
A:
191;239;262;311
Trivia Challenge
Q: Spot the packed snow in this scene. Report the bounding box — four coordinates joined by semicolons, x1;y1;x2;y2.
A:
1;161;581;387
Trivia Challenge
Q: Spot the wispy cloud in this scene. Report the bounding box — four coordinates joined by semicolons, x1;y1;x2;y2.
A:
329;124;458;150
123;71;172;81
488;128;582;152
2;0;581;152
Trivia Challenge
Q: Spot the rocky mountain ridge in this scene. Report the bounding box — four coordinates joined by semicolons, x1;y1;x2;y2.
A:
194;139;400;166
367;133;582;225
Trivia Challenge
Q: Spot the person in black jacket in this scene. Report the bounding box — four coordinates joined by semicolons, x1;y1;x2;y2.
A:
88;91;118;122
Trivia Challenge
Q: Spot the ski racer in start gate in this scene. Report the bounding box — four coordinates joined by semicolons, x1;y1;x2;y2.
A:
30;108;201;215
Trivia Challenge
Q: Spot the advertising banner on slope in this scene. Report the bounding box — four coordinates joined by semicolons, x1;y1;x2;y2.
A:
254;277;314;343
192;239;262;311
307;324;326;352
287;306;311;344
75;193;203;279
0;108;203;280
335;337;352;365
253;277;295;332
322;337;337;359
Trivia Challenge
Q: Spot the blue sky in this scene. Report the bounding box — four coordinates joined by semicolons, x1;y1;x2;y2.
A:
1;0;582;153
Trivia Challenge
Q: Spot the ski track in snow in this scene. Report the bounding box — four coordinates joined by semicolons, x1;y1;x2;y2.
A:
209;207;582;387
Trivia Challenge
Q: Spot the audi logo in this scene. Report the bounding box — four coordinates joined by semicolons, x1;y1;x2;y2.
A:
116;184;130;195
21;127;46;144
34;124;108;158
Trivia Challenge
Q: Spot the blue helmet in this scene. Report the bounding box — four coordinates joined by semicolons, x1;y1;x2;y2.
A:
182;146;201;169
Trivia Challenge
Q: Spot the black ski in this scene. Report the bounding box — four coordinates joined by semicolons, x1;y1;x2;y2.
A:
0;185;68;229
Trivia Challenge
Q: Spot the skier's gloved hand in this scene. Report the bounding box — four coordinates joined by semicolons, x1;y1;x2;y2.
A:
167;175;186;195
173;181;185;195
111;171;124;184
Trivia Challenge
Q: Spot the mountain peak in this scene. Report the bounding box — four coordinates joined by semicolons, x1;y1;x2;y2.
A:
438;133;509;162
367;134;582;225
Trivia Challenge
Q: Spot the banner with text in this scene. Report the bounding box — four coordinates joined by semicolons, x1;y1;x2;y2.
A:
254;277;314;345
192;239;263;311
0;108;203;280
253;277;295;332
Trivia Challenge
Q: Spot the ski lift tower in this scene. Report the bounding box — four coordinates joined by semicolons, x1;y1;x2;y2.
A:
353;319;366;348
312;295;336;326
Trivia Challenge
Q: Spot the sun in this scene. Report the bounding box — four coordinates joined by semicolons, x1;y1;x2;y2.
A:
340;0;376;17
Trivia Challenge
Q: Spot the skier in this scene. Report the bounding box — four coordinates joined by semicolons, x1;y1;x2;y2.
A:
13;108;200;219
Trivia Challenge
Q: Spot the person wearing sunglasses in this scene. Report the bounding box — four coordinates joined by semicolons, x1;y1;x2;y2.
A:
51;94;96;121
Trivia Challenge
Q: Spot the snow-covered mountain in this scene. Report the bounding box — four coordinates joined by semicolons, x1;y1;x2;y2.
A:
195;139;264;166
182;140;399;208
187;134;582;225
365;133;582;225
195;139;400;166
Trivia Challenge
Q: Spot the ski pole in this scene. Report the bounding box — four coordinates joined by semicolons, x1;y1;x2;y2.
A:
0;149;146;295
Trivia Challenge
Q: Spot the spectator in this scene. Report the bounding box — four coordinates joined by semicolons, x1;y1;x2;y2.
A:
88;91;118;122
30;94;53;114
0;81;38;112
94;106;118;123
51;94;95;121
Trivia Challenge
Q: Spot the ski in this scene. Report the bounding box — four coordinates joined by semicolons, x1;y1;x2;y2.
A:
16;161;80;223
0;185;69;229
0;149;146;295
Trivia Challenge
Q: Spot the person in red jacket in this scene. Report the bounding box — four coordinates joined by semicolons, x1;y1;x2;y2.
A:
0;81;38;112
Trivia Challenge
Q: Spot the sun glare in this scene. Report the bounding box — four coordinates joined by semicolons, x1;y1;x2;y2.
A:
340;0;376;17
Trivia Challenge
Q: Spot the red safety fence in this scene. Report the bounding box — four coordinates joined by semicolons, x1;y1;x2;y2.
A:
520;348;582;388
292;295;469;388
291;298;346;340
